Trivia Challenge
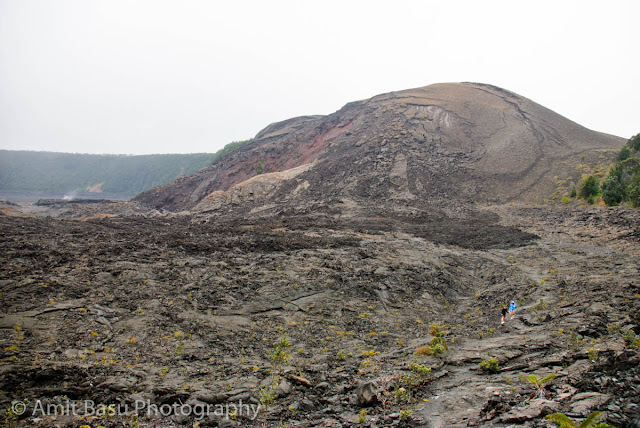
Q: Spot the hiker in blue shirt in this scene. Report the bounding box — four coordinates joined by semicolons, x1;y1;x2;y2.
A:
509;300;516;319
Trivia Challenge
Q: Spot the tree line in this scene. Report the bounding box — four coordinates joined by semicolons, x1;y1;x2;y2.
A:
577;133;640;206
0;150;215;196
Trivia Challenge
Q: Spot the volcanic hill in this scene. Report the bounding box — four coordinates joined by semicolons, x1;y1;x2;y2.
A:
135;82;624;215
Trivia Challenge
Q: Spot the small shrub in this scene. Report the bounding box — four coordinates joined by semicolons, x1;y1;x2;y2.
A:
429;322;449;340
210;139;254;165
414;346;431;356
561;196;571;204
622;330;640;349
631;133;640;151
545;410;613;427
97;404;115;419
426;323;449;355
533;298;548;312
4;403;19;426
336;349;347;361
607;323;621;333
359;359;375;373
158;366;169;379
130;414;140;428
257;378;279;406
617;145;631;162
415;342;445;356
479;357;499;373
569;331;583;350
519;373;556;399
399;363;433;387
587;347;599;360
629;173;640;207
360;349;377;358
429;341;446;356
602;175;626;206
580;175;600;200
271;335;292;367
175;339;185;356
400;408;413;419
393;387;411;402
409;362;431;376
358;409;367;423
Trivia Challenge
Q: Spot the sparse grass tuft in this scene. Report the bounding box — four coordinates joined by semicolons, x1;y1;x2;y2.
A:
622;330;640;349
400;408;413;419
479;357;499;373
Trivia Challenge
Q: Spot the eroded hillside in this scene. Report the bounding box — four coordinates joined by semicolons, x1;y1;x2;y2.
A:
134;83;624;214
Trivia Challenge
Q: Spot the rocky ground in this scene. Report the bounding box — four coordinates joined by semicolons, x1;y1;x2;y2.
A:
0;202;639;427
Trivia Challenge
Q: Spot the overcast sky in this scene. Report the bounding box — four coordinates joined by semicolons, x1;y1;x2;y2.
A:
0;0;638;155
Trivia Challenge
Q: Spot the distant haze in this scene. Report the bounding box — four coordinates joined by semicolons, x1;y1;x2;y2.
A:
0;0;638;155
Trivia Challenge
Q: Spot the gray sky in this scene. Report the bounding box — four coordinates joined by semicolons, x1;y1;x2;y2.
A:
0;0;638;155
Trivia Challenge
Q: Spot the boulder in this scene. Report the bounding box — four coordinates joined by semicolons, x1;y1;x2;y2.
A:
356;380;380;405
498;399;560;423
277;379;293;397
570;392;612;416
192;389;229;404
